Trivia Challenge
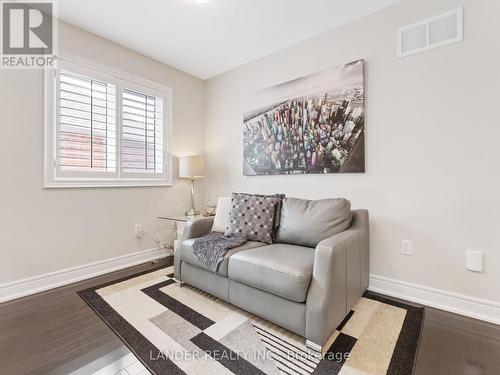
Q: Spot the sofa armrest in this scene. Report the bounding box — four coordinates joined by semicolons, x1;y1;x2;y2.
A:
182;217;215;241
305;209;369;346
174;217;215;281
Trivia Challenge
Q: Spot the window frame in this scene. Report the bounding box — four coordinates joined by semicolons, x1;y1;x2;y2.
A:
44;52;173;188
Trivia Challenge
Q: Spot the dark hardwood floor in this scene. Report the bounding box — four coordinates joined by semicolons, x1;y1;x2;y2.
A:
415;307;500;375
0;256;499;374
0;258;171;375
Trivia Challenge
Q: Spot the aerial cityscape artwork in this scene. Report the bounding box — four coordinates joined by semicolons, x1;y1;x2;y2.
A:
243;59;365;175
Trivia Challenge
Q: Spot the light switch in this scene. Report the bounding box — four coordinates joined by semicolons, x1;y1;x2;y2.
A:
401;240;412;256
466;251;483;272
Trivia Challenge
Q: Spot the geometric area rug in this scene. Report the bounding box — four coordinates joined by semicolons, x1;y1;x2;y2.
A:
78;263;424;375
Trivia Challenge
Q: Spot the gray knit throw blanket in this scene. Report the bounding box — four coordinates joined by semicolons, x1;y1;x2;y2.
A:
192;232;247;272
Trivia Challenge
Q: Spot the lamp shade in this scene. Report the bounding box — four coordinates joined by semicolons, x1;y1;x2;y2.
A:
179;155;204;178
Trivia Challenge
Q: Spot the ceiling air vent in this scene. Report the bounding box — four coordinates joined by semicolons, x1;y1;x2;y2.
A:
397;7;463;58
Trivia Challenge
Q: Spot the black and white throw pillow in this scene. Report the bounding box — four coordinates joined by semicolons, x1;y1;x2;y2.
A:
225;193;278;244
233;192;285;240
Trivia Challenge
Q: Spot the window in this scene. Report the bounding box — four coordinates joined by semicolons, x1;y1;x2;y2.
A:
44;54;172;187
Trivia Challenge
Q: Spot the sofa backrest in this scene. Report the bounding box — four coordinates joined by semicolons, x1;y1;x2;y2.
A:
276;197;353;248
211;196;354;248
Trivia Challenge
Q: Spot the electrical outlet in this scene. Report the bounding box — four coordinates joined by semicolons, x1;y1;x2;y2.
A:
135;224;144;238
401;239;412;255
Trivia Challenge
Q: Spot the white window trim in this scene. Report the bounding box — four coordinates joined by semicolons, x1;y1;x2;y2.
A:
44;52;173;188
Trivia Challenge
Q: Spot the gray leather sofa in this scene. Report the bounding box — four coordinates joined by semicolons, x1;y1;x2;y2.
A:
174;199;369;351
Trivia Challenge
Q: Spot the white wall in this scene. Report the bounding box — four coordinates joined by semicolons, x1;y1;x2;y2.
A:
204;0;500;303
0;21;205;284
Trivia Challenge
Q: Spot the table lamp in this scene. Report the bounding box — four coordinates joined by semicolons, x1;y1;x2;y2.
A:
179;155;204;216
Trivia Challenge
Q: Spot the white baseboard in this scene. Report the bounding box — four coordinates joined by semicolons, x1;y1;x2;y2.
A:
369;274;500;326
3;255;499;327
0;247;169;303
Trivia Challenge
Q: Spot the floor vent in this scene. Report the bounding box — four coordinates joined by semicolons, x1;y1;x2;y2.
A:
397;7;463;58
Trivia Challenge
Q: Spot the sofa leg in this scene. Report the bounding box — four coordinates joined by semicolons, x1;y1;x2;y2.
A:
174;278;185;287
306;340;322;353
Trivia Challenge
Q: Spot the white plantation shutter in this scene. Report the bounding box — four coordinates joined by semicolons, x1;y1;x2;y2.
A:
121;89;164;173
58;70;116;173
45;56;171;187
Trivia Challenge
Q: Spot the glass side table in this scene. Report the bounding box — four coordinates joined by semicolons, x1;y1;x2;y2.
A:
157;215;206;252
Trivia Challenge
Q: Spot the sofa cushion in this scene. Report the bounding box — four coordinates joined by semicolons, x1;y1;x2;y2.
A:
224;193;278;244
277;197;353;248
211;197;231;232
181;238;266;276
228;244;315;303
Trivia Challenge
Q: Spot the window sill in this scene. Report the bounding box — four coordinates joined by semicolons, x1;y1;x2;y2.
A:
43;179;173;189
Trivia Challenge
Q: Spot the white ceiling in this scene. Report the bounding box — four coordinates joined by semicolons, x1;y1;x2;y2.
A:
55;0;400;79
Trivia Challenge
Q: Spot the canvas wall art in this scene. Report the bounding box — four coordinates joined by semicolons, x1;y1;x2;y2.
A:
243;59;365;175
